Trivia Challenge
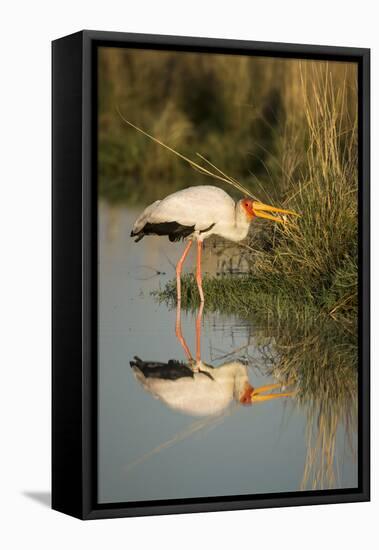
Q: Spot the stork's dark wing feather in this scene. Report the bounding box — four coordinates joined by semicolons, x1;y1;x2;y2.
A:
130;357;195;380
131;221;216;242
130;221;196;242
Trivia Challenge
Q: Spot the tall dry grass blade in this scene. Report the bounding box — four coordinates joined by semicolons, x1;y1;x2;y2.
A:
195;153;260;200
116;107;258;200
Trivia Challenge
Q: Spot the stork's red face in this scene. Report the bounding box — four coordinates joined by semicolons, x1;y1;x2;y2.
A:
240;197;299;224
241;199;255;220
239;382;254;406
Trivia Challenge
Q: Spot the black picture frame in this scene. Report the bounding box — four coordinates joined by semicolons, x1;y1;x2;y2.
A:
52;30;370;520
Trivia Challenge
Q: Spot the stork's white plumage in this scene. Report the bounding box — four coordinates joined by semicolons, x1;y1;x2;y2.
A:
132;186;246;242
131;185;297;302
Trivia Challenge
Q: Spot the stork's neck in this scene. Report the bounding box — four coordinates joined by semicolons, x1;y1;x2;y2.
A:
217;202;251;242
231;363;252;401
213;361;251;401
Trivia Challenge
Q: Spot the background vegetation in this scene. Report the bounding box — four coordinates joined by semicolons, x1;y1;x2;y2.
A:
99;48;358;327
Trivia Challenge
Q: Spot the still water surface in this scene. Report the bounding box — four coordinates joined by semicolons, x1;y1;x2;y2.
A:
98;202;357;503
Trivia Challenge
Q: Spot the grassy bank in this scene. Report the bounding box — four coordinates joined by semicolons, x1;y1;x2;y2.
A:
154;63;358;328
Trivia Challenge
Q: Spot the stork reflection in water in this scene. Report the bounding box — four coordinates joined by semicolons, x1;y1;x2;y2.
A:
130;303;295;417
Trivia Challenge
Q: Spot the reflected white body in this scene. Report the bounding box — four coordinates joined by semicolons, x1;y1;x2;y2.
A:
132;361;250;417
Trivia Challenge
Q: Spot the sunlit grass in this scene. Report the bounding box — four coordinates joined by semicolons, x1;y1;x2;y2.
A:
154;273;320;320
153;63;358;326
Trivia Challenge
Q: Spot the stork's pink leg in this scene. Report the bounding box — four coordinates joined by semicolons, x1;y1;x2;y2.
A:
196;240;204;303
195;301;204;363
175;300;192;361
176;240;193;302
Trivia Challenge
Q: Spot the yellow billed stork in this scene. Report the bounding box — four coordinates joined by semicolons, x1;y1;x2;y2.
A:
131;185;297;302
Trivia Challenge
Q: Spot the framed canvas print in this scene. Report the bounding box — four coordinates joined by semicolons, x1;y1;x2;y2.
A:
52;30;370;519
